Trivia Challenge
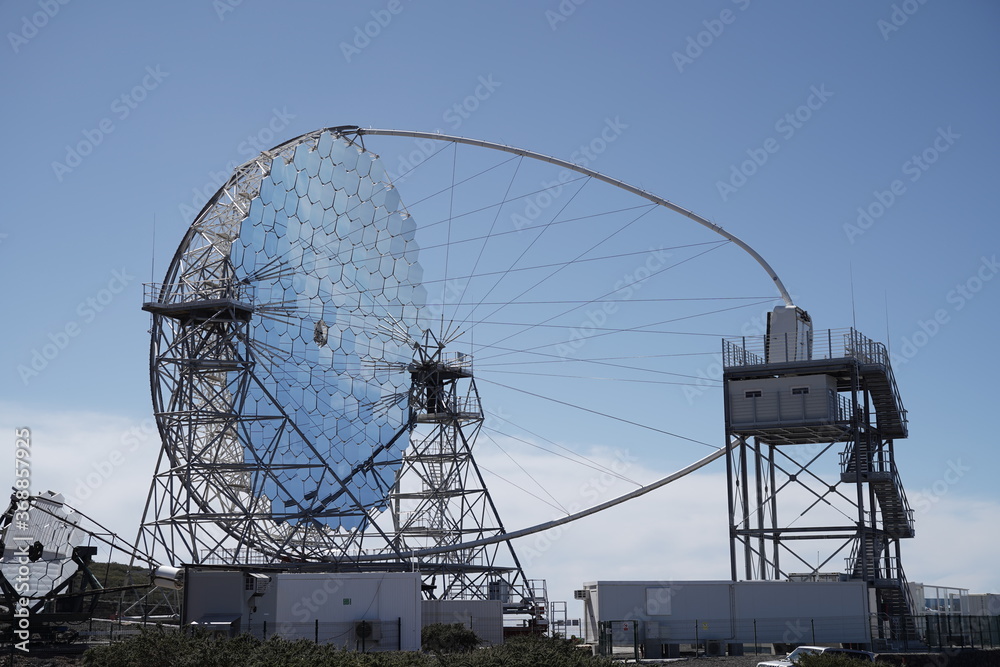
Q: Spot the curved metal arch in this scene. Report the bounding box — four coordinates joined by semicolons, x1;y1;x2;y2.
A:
350;127;795;308
139;123;795;568
338;437;735;563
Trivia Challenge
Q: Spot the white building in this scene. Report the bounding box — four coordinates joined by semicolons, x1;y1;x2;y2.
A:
183;568;423;651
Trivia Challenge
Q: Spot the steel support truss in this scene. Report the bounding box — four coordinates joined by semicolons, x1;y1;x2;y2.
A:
389;330;535;610
136;280;407;566
135;289;536;606
723;329;918;646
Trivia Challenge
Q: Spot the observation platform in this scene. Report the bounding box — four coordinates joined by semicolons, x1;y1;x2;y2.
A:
413;396;483;423
409;351;482;423
407;352;474;381
723;328;908;441
142;281;254;322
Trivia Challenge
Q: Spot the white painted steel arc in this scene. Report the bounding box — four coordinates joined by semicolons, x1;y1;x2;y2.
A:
338;438;735;563
356;127;795;308
140;123;788;568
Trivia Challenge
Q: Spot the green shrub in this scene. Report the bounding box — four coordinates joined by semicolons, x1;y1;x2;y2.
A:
421;623;481;653
84;626;433;666
478;634;615;667
82;626;615;666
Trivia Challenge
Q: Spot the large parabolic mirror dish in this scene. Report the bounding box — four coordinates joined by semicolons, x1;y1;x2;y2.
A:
138;126;793;569
143;130;428;561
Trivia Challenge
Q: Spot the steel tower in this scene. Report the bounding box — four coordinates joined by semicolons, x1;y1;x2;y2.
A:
722;306;916;648
389;329;538;614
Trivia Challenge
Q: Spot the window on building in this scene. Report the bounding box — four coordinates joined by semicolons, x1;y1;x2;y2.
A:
745;390;762;398
791;386;810;395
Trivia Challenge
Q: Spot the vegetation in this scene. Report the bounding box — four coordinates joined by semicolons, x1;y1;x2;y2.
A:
451;634;614;666
82;627;426;666
420;622;480;653
81;626;615;666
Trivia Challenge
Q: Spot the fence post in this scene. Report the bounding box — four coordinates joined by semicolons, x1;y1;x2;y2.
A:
754;618;758;655
634;623;639;663
811;619;815;644
315;618;319;643
263;619;267;639
695;619;700;657
398;617;402;652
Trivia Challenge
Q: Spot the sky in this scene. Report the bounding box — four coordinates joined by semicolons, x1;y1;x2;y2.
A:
1;1;998;620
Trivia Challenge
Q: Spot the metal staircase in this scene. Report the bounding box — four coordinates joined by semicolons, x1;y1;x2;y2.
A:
842;439;920;646
872;469;915;539
848;532;883;582
844;330;908;439
840;443;914;539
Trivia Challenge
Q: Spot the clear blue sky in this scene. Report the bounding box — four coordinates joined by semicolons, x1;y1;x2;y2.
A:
1;1;997;612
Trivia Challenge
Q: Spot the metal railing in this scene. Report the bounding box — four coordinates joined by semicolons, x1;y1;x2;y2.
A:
724;328;908;435
877;352;909;434
885;465;915;535
596;615;874;656
441;352;473;370
144;280;254;306
415;395;482;419
840;441;899;476
723;328;889;369
839;447;915;536
921;614;1000;649
241;619;403;652
67;618;408;652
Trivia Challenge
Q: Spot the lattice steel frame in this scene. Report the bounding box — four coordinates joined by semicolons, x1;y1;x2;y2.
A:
389;330;532;604
134;129;532;607
133;124;816;619
135;130;411;565
723;329;916;643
